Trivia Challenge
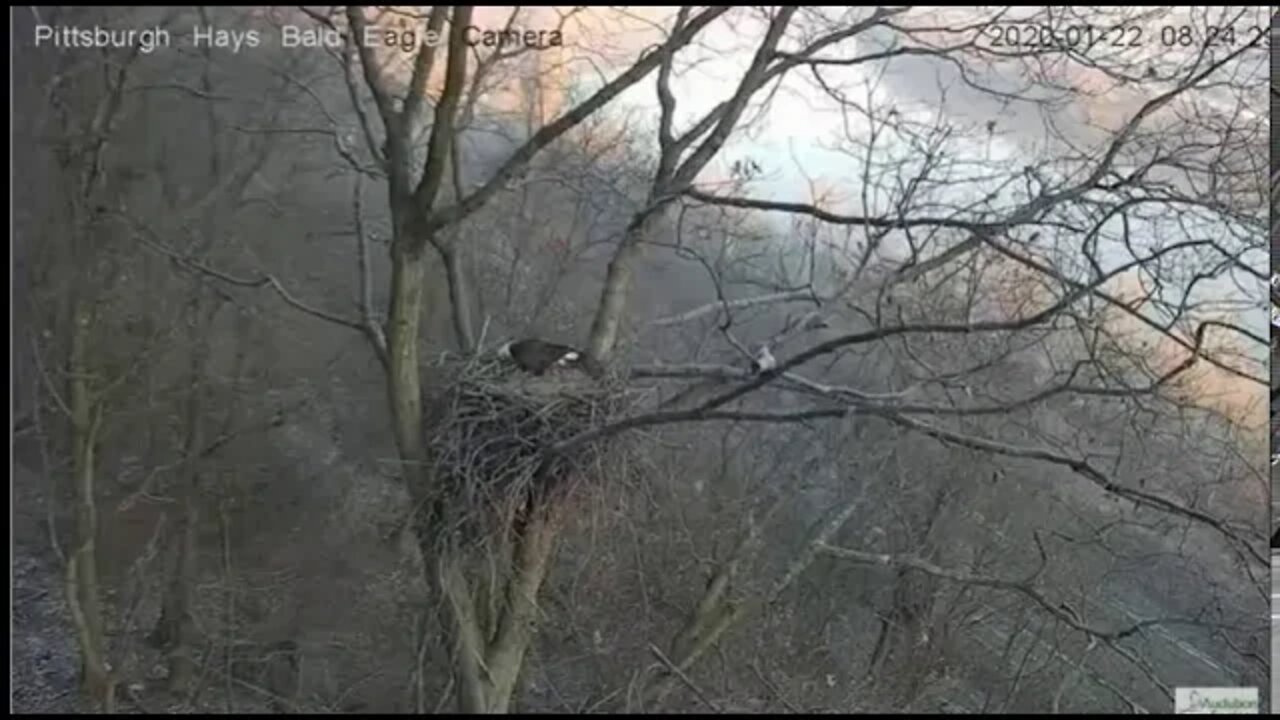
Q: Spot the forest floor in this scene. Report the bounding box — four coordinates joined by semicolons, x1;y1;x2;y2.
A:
12;461;85;713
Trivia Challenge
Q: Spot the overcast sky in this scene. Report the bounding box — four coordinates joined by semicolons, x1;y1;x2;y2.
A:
20;6;1264;411
553;6;1267;419
586;7;1269;349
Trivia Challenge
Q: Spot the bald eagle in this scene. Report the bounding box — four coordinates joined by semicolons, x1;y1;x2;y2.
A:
749;346;777;374
497;338;586;376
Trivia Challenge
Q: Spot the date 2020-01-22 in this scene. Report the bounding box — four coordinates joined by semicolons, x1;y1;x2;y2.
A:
983;23;1268;51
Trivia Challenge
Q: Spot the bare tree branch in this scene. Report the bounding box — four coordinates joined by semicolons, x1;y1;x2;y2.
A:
425;7;733;232
410;6;474;242
134;234;371;339
650;288;819;327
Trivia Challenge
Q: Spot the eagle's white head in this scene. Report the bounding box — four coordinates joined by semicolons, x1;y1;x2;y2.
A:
496;341;514;360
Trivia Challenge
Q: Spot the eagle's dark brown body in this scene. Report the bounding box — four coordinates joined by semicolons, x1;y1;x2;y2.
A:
498;339;586;375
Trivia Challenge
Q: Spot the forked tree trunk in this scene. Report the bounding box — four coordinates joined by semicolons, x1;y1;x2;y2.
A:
443;502;564;714
348;8;737;713
387;225;554;714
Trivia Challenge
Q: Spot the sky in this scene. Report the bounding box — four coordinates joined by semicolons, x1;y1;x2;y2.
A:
77;5;1259;424
542;5;1270;424
257;6;1266;416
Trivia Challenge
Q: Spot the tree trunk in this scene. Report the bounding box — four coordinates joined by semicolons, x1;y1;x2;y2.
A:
149;288;213;693
441;244;476;353
443;502;563;714
386;242;429;486
643;495;865;709
157;494;200;693
586;211;665;363
483;502;562;713
65;296;114;711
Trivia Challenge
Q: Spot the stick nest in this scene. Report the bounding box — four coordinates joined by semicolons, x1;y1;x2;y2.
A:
418;354;634;549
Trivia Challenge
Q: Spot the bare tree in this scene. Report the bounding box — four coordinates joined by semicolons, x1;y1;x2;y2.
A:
338;6;1265;712
13;5;1266;715
553;6;1267;712
338;5;733;712
24;8;149;707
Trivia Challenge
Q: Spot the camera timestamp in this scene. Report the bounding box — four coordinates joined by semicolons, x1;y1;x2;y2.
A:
981;23;1269;51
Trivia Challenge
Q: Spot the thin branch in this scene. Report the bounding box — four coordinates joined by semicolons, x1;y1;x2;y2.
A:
650;289;819;327
426;7;732;232
749;661;801;713
877;411;1266;567
647;643;721;713
410;6;474;238
30;332;73;420
814;542;1208;644
400;7;451;138
352;174;389;365
116;401;298;513
668;7;797;190
344;7;398;129
558;240;1200;454
135;234;367;334
339;29;386;171
654;6;690;176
